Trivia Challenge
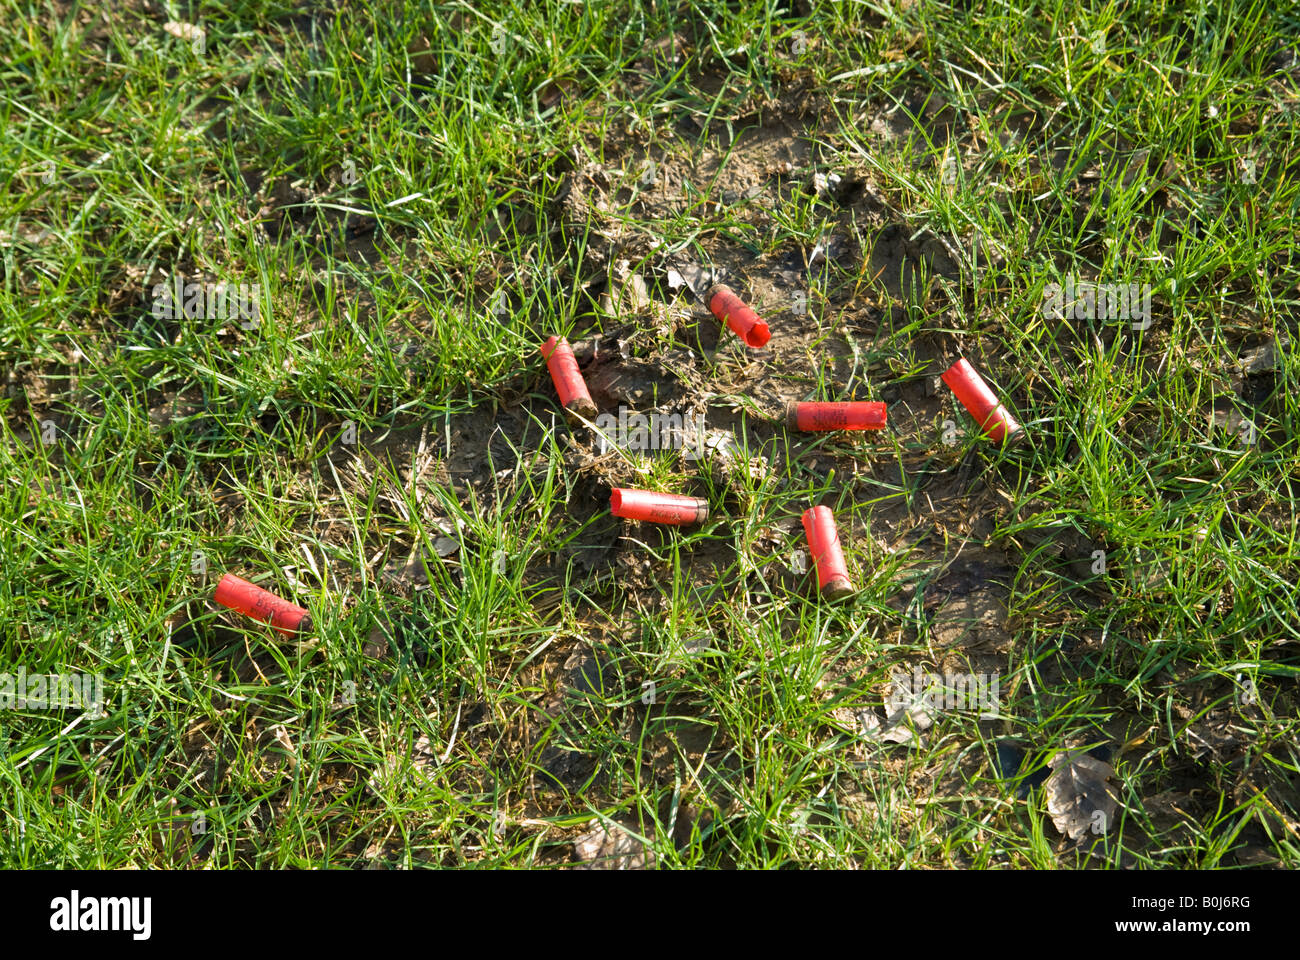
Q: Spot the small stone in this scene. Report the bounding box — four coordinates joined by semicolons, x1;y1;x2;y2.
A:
573;821;654;869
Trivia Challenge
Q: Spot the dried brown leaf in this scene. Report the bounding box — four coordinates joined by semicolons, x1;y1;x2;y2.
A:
1045;751;1120;840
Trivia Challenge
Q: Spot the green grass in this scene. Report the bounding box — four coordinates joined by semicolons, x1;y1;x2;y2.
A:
2;0;1299;868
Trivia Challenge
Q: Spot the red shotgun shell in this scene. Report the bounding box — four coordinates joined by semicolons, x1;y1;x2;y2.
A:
610;488;709;525
706;283;771;348
940;357;1024;444
214;573;312;638
801;506;854;599
540;336;598;420
785;401;887;431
